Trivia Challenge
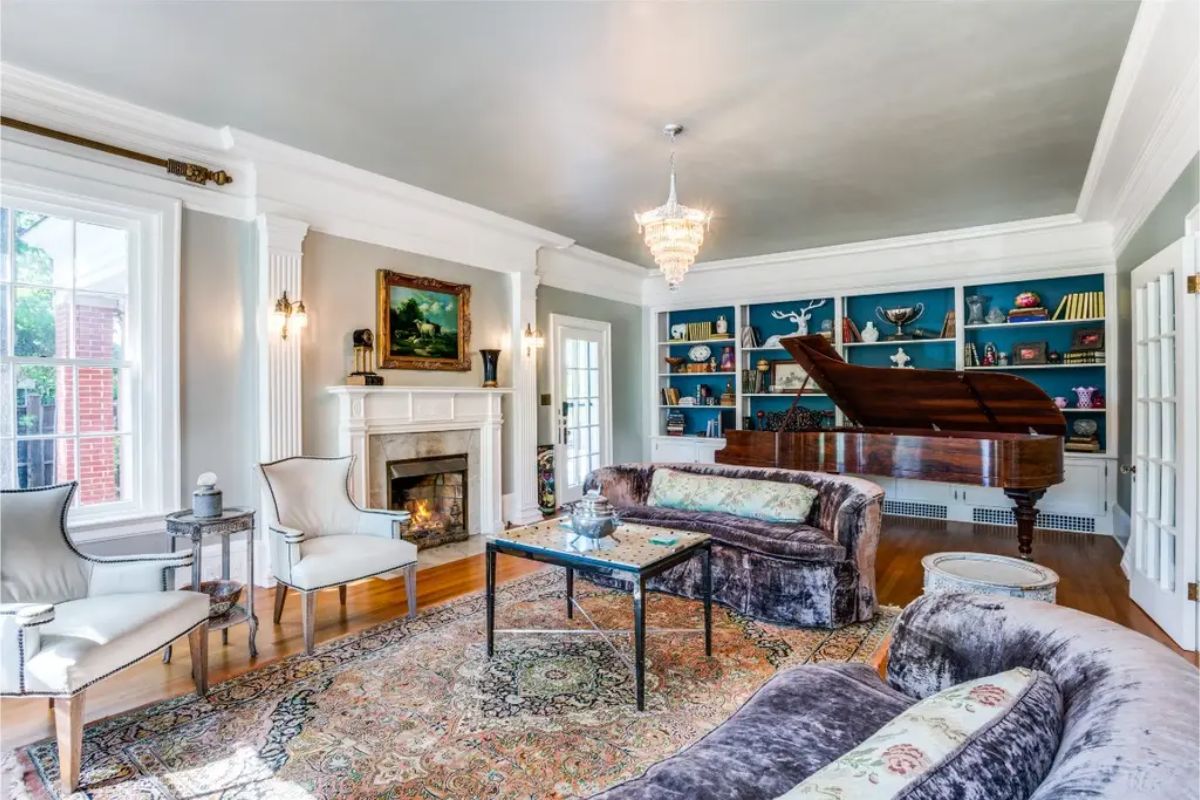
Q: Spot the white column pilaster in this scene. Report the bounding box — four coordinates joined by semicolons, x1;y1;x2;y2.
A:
255;213;309;585
507;269;543;524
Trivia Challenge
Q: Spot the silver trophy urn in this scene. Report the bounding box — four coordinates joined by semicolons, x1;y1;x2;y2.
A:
875;303;925;340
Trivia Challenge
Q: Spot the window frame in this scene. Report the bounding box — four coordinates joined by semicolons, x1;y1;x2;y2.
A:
1;175;181;537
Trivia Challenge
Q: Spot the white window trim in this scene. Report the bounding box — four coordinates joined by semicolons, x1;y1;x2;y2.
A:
1;162;181;539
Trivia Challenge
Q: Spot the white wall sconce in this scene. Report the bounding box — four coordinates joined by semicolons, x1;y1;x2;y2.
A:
272;290;308;340
523;322;544;356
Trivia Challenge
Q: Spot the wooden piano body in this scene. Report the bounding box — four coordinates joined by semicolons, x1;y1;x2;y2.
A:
716;335;1066;559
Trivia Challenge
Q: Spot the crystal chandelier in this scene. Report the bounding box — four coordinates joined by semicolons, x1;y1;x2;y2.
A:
635;124;712;289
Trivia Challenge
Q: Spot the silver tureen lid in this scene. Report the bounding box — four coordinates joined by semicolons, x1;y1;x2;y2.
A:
573;489;615;519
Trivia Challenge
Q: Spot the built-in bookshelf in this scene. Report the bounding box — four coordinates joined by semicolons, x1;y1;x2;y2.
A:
650;270;1115;457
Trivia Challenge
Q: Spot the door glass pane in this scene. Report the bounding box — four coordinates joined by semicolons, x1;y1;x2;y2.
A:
1159;529;1175;591
1159;465;1176;529
1147;404;1160;458
1146;462;1161;523
1158;273;1174;336
1144;522;1159;579
1160;335;1175;398
1135;287;1147;341
14;211;72;287
1161;402;1175;463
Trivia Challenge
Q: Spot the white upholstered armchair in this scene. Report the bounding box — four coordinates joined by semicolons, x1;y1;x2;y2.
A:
0;483;211;793
259;456;416;654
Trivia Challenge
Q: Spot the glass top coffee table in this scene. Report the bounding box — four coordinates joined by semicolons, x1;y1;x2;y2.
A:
486;519;713;711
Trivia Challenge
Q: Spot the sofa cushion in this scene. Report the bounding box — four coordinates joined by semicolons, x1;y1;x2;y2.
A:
777;667;1063;800
648;467;818;524
591;663;916;800
618;505;844;562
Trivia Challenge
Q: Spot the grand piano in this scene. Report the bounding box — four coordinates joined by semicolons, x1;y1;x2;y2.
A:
716;335;1065;560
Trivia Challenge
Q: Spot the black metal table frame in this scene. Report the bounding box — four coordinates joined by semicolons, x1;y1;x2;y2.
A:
485;537;713;711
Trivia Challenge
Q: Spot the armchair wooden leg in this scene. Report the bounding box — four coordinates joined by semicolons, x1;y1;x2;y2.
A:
405;562;417;619
338;584;347;606
273;582;288;624
189;622;209;697
302;591;317;654
53;692;84;794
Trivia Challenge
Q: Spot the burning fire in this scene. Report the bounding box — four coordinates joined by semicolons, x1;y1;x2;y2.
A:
409;499;443;531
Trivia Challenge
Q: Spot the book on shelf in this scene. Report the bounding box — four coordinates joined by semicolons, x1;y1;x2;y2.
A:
1063;351;1105;364
665;410;686;436
741;368;768;394
1007;307;1049;323
685;321;714;341
1064;436;1100;452
1052;290;1105;321
940;310;956;338
843;317;861;343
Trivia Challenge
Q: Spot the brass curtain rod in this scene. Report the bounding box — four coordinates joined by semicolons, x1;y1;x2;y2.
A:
1;116;233;186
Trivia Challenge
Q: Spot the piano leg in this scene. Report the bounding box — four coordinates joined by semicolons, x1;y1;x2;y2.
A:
1004;488;1047;561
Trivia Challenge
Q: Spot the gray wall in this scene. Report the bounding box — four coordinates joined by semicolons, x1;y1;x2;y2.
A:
299;231;515;490
536;285;646;464
1114;154;1199;517
86;209;258;556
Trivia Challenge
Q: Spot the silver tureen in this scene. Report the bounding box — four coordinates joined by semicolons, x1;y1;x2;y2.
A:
566;489;620;541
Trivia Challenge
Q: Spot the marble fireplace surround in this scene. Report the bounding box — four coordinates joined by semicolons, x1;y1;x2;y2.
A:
328;386;510;535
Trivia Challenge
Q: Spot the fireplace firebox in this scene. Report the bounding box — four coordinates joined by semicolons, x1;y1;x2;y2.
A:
387;454;469;549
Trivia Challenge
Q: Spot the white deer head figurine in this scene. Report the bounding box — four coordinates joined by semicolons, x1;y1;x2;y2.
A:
763;300;828;347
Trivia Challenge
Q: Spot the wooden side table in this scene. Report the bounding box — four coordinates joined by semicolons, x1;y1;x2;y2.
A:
163;508;259;661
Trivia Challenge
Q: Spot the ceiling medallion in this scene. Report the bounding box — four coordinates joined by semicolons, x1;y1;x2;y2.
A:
634;124;712;290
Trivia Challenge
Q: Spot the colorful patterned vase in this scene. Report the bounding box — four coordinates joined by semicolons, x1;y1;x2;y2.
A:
1072;386;1098;409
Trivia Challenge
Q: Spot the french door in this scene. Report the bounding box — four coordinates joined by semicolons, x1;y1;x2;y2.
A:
1129;234;1198;650
549;314;613;506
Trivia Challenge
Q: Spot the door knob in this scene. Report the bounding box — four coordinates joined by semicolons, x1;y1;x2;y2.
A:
1119;464;1136;475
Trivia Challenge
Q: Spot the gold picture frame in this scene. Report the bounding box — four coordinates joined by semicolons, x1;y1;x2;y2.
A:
376;270;472;371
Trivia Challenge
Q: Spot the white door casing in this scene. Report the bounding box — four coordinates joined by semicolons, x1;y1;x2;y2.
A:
549;314;613;505
1128;235;1198;650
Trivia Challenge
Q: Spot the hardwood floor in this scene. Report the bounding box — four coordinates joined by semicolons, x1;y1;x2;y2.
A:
2;518;1193;752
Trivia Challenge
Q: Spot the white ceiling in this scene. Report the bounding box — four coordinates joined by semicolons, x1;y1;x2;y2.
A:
0;1;1137;266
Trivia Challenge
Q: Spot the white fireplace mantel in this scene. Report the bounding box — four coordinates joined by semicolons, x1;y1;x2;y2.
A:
328;385;512;534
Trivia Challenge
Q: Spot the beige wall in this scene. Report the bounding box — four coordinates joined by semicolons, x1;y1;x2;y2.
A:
298;231;516;489
179;210;258;508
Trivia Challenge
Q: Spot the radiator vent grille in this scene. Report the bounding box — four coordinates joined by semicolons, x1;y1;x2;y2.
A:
972;507;1096;533
884;500;948;520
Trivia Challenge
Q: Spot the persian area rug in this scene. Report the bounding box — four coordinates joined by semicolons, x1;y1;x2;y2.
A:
8;570;898;800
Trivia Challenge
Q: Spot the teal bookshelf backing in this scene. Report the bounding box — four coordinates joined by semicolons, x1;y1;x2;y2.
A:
964;274;1104;323
845;286;954;342
745;297;836;344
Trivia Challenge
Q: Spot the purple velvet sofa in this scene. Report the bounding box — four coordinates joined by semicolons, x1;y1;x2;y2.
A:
582;463;884;628
591;593;1200;800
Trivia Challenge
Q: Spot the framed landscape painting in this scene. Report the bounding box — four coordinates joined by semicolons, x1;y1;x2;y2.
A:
376;270;471;370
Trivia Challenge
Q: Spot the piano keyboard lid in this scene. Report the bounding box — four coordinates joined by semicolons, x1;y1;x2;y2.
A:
780;335;1067;437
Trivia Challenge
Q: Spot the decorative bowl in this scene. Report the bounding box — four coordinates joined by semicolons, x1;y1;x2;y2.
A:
664;356;685;372
1014;291;1041;309
1072;418;1099;438
187;579;244;618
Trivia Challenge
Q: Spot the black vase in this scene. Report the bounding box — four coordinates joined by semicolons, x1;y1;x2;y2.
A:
480;349;500;387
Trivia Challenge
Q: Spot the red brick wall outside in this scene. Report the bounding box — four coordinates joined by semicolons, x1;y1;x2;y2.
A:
55;301;120;504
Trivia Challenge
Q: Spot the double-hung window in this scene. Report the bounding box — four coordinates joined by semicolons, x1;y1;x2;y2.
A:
0;182;179;530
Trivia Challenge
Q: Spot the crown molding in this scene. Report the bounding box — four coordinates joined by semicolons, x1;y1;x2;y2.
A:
537;244;647;306
644;216;1114;308
1073;0;1200;254
687;214;1083;275
0;62;574;275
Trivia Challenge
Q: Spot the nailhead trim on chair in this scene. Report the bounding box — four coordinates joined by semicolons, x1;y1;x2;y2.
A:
274;559;419;593
1;483;203;698
0;618;209;698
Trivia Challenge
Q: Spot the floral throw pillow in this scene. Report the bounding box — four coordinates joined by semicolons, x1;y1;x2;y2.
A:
775;667;1063;800
647;468;817;524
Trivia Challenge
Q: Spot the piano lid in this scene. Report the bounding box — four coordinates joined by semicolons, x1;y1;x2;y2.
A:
780;335;1067;436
